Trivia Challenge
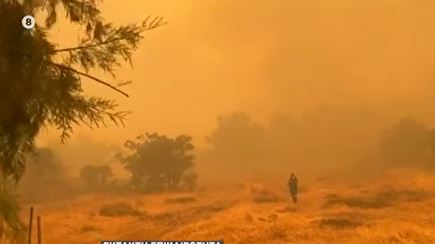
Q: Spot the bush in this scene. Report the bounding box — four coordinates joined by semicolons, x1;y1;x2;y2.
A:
79;164;114;191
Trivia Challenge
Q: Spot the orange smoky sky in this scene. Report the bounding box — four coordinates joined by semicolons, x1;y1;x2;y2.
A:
38;0;435;148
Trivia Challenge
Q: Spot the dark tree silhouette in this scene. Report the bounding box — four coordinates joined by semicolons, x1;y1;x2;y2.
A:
0;0;164;240
206;112;267;173
379;117;431;166
19;147;73;202
120;133;196;192
79;164;114;190
182;172;198;191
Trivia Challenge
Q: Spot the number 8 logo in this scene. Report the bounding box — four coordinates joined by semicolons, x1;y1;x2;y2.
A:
22;15;35;30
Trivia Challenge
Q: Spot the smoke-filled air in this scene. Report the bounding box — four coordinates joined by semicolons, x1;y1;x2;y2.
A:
2;0;435;243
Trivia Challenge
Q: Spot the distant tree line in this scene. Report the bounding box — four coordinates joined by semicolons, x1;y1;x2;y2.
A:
25;114;435;203
202;111;435;175
21;131;200;198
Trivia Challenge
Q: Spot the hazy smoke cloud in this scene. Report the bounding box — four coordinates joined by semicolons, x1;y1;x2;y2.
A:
37;0;435;180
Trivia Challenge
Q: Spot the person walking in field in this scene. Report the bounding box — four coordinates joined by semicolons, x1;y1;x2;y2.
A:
288;173;298;203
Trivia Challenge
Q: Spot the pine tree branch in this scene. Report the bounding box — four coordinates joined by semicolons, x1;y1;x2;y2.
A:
50;16;167;54
17;52;130;97
50;37;126;54
45;61;130;97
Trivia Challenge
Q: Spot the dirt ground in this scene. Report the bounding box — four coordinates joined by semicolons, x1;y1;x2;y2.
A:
24;170;435;244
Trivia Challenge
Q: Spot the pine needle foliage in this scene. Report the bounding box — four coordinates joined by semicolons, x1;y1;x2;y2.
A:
0;1;164;240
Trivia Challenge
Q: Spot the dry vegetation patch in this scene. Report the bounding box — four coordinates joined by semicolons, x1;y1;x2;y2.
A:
251;188;282;204
385;188;433;202
275;206;296;213
318;217;362;229
192;201;234;213
148;200;234;229
165;196;197;204
79;224;98;233
266;223;288;240
323;194;390;209
99;202;143;217
323;188;433;209
32;173;435;244
316;211;367;230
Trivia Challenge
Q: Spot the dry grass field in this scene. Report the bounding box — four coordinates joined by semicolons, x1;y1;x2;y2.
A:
24;170;435;244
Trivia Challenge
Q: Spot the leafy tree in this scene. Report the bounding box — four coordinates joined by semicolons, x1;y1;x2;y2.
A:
206;112;267;170
0;0;165;183
379;117;432;166
79;164;114;190
19;147;73;202
24;147;66;181
0;0;164;240
120;133;196;192
0;186;25;243
182;172;198;191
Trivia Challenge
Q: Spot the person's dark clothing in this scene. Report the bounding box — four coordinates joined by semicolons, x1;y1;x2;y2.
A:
288;175;298;203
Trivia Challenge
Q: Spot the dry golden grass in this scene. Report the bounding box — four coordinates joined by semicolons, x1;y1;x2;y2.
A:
23;170;435;244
